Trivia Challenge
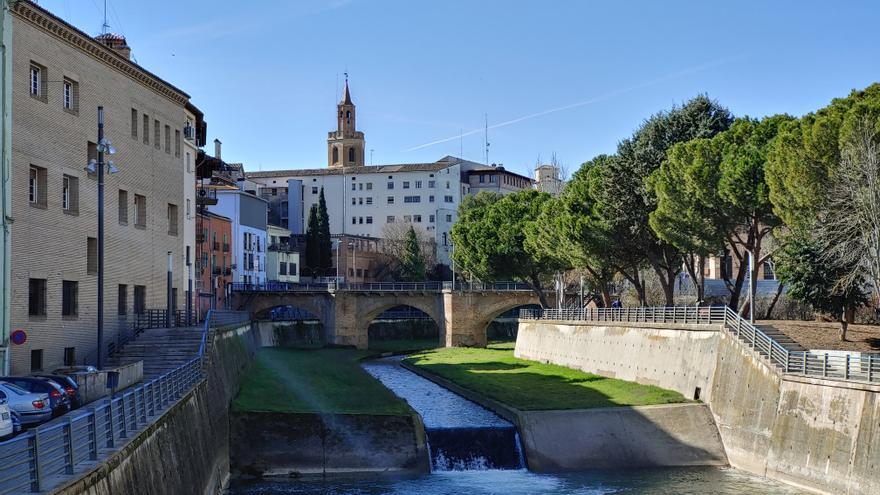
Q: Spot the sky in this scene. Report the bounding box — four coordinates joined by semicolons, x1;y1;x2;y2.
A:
40;0;880;178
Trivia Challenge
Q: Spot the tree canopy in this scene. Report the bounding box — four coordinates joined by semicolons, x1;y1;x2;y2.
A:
398;226;427;282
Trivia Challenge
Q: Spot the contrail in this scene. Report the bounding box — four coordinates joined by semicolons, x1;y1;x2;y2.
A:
405;55;745;152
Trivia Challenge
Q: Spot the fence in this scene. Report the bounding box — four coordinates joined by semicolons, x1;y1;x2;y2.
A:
519;305;880;385
0;310;249;494
230;281;535;293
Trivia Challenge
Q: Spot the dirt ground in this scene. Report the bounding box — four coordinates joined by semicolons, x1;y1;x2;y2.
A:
758;320;880;352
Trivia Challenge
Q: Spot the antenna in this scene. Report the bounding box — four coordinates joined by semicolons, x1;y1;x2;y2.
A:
460;128;463;159
484;114;490;165
101;0;110;35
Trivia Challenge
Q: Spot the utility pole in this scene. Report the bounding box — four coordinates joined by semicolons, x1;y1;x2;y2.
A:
96;107;106;370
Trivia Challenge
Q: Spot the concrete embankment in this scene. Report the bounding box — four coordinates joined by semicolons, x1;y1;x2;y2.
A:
230;412;428;477
50;323;261;495
516;320;880;495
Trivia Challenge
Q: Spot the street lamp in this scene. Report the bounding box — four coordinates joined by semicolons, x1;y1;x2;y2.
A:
85;107;118;370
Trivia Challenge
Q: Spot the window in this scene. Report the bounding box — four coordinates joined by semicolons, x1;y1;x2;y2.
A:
118;284;127;315
387;196;394;205
489;174;497;183
131;109;138;139
429;214;435;223
351;217;357;225
404;215;411;222
403;181;410;189
332;147;339;163
366;216;373;224
134;285;146;314
62;175;79;214
29;165;47;208
413;214;422;223
134;194;147;228
366;197;373;205
153;119;160;149
446;181;450;189
415;181;422;188
163;124;171;153
387;216;395;223
429;195;435;203
358;198;363;205
290;263;297;275
62;280;78;317
30;350;43;372
404;195;421;203
351;183;356;191
366;183;373;190
186;198;191;217
87;237;97;274
62;78;78;112
29;63;46;101
446;214;453;222
763;262;775;280
143;114;150;144
63;347;76;367
280;262;287;276
351;197;357;205
118;189;128;224
174;129;181;157
186;152;192;173
167;204;179;235
387;182;394;190
348;147;355;162
479;174;485;183
28;278;47;316
311;186;318;194
444;195;453;203
428;180;436;188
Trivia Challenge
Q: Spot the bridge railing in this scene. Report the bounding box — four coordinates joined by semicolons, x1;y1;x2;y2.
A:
0;310;249;494
230;281;535;293
519;305;880;385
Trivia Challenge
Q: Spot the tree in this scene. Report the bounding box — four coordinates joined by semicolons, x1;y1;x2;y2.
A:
398;226;427;281
650;115;792;309
599;95;733;305
305;205;320;275
775;233;869;340
317;188;332;273
451;190;564;307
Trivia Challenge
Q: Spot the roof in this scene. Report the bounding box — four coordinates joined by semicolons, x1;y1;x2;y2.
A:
197;211;231;222
341;80;353;105
246;161;455;179
464;165;534;182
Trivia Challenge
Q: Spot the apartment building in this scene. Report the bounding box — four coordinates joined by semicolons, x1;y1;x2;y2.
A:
208;188;268;285
8;1;190;373
246;80;532;267
182;103;206;319
266;224;299;283
196;210;232;316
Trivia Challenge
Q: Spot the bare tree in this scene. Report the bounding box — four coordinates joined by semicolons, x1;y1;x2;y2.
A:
815;117;880;303
380;222;437;270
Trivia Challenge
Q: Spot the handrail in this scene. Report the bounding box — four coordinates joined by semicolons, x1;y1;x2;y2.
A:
519;305;879;385
229;281;535;293
0;310;250;493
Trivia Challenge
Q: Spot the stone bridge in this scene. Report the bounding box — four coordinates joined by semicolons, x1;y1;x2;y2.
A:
229;282;543;348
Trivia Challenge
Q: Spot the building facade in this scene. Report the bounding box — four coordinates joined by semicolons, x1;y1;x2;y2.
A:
266;224;299;283
208;188;268;285
9;1;189;373
534;163;565;196
196;210;231;316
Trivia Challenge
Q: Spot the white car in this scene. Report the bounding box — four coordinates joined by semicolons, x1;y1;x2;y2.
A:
0;396;12;440
0;382;51;425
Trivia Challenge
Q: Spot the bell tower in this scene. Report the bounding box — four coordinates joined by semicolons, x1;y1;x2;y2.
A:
328;75;365;168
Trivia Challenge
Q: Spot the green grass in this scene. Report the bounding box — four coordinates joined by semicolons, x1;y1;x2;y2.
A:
405;346;688;411
233;348;412;415
368;338;440;353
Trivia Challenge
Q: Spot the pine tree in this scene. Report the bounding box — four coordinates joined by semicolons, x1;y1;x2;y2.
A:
305;205;320;275
399;226;426;281
317;188;332;272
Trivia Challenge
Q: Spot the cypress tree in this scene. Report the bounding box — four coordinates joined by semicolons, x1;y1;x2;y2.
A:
399;226;426;281
305;205;320;275
317;188;333;272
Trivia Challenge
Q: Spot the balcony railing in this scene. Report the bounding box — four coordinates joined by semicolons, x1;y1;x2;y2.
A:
213;241;220;251
222;243;230;252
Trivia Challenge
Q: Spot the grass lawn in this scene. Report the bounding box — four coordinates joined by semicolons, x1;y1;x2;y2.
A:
233;348;412;415
368;338;440;353
405;346;687;411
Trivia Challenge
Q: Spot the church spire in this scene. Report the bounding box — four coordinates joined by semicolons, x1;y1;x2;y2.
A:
328;72;365;168
341;73;353;104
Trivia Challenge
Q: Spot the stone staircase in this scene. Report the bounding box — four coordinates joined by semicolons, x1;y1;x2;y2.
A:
753;323;808;353
105;327;204;379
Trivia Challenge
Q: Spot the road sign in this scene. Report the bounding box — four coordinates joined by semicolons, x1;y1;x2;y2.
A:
10;329;27;345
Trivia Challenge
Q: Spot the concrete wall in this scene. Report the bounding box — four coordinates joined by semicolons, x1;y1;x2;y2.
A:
518;320;880;495
230;412;428;477
74;361;143;405
50;322;261;495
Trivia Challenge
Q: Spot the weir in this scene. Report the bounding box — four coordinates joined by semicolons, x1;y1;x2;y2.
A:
362;357;525;471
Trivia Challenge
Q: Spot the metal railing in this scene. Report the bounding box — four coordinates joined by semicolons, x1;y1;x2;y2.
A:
0;310;249;494
230;281;535;294
519;305;880;385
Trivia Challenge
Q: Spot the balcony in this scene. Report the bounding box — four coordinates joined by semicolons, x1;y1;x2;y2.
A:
196;232;206;243
212;267;222;275
224;268;232;276
196;187;218;206
213;241;220;251
223;243;230;252
269;243;295;253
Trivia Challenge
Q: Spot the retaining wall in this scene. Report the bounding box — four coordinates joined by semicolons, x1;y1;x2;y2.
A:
50;323;261;495
229;412;428;477
516;320;880;494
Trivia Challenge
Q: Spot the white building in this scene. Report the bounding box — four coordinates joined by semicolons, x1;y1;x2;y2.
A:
266;224;300;283
246;80;533;267
181;103;205;317
534;164;565;196
208;189;268;284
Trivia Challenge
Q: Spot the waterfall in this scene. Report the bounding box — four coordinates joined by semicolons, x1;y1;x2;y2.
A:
426;426;524;471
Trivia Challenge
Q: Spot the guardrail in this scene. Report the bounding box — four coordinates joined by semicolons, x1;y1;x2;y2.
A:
519;305;880;385
0;310;249;494
230;281;535;293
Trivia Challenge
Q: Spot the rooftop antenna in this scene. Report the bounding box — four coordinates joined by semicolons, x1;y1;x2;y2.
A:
459;128;463;160
101;0;110;35
484;114;490;165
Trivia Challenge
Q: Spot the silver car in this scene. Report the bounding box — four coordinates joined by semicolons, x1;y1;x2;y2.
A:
0;382;52;425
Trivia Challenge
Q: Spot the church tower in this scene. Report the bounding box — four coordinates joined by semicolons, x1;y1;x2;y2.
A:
327;77;365;168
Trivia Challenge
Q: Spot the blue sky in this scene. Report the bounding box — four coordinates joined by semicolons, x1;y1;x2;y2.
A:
42;0;880;178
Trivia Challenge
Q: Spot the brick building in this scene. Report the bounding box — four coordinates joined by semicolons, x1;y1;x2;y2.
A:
196;211;232;316
8;1;191;373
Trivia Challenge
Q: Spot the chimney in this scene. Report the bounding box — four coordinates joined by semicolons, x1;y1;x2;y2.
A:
95;33;131;60
214;139;222;160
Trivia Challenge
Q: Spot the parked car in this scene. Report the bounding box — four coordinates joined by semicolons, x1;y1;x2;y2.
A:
0;377;71;417
33;374;82;409
0;382;51;425
0;392;13;440
52;365;97;375
9;409;22;436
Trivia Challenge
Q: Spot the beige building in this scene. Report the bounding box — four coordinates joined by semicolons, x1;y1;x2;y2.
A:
9;1;190;374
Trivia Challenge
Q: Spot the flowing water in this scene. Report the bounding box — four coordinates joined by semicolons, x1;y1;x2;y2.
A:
362;356;523;471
